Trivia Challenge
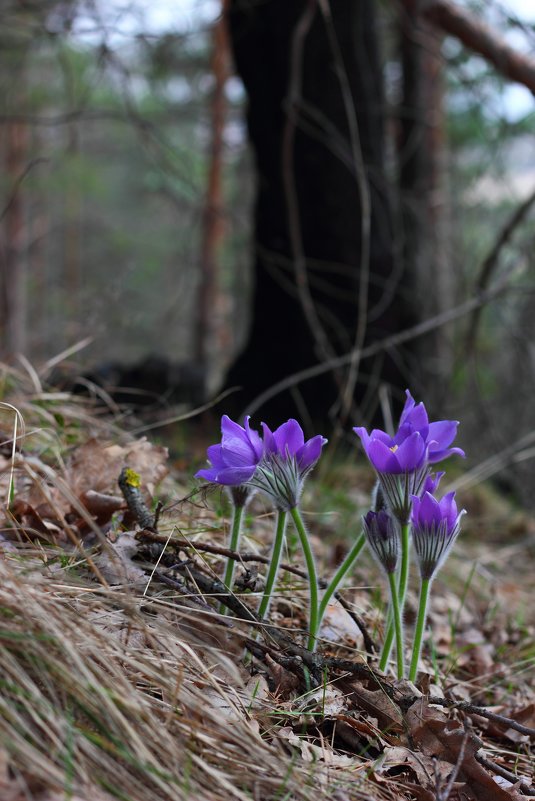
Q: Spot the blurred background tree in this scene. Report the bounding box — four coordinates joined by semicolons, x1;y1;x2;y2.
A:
1;0;535;503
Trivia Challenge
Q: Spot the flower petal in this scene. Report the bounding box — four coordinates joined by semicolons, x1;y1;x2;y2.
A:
296;435;327;471
427;420;459;451
419;490;442;527
428;445;465;464
206;444;227;469
273;419;305;457
367;439;402;473
261;422;277;454
244;416;263;460
395;431;426;471
399;390;416;427
200;465;256;485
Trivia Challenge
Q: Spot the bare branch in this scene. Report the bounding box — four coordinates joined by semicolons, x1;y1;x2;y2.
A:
402;0;535;94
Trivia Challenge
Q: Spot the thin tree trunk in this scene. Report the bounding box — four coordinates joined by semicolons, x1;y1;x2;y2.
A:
196;6;230;389
1;117;28;360
399;12;451;404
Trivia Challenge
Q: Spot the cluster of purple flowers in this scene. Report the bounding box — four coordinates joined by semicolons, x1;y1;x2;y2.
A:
355;390;465;582
196;390;466;677
195;414;326;511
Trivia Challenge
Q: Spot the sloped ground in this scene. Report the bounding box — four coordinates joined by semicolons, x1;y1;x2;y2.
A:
0;364;533;801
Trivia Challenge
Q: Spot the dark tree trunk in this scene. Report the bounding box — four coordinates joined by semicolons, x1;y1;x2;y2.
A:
225;0;413;428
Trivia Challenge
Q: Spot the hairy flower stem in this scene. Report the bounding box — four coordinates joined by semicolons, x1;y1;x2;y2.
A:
257;511;287;621
379;522;410;671
290;507;319;652
315;532;366;649
409;577;431;682
387;571;404;679
219;502;245;615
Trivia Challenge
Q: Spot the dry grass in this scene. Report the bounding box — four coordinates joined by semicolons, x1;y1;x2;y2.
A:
0;360;533;801
0;362;389;801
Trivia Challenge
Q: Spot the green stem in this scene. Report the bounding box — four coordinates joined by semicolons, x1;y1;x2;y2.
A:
387;571;404;679
379;521;410;672
257;510;287;621
409;576;431;683
290;506;319;652
316;531;366;637
219;502;245;614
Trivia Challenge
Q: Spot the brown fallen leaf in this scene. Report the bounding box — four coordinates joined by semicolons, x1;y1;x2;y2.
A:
95;531;146;586
346;681;404;734
406;699;523;800
69;438;168;497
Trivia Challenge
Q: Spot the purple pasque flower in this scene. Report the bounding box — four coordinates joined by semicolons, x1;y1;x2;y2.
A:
354;391;465;523
411;490;465;580
251;419;327;510
398;391;465;464
354;391;464;475
362;510;399;575
195;415;263;492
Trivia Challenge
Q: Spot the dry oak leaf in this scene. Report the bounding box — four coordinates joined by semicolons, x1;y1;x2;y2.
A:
69;437;168;497
406;699;523;800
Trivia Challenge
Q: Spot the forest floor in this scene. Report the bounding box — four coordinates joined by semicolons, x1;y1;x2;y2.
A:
0;364;534;801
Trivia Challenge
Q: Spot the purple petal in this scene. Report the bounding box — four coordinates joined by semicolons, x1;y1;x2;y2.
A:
369;428;395;446
220;442;256;468
220;414;249;443
197;465;256;485
273;419;305;457
206;444;227;469
195;466;220;482
367;439;402;473
428;445;465;464
439;491;458;531
261;422;277;454
353;426;371;452
296;435;327;471
427;420;459;451
423;471;445;496
395;431;426;471
399;390;415;427
419;490;442;527
404;402;429;435
244;416;263;460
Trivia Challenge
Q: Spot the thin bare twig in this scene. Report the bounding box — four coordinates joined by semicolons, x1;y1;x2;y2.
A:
475;753;535;796
244;276;512;417
466;186;535;352
412;696;535;739
137;530;376;653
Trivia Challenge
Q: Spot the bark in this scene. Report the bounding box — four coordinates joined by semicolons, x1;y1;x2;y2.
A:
225;0;412;426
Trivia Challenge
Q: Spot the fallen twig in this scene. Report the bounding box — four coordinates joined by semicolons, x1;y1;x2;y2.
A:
402;695;535;739
118;467;156;530
475;752;535;796
138;530;376;653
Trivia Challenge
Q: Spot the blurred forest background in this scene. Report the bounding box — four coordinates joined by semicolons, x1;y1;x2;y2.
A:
1;0;535;504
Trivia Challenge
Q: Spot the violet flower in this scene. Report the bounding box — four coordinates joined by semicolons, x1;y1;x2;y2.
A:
411;490;465;580
409;489;466;682
251;419;327;511
363;509;405;678
362;510;399;576
195;415;263;489
354;391;464;523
